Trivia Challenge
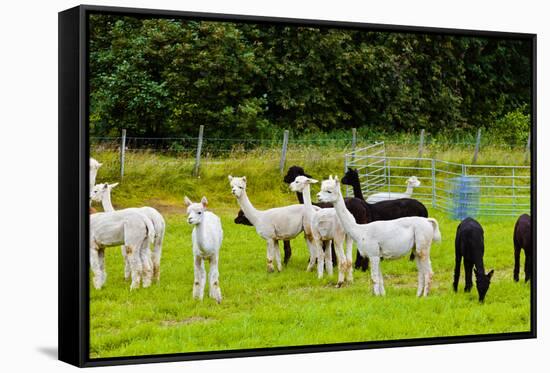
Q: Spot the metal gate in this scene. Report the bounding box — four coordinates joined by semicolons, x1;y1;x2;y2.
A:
344;142;530;217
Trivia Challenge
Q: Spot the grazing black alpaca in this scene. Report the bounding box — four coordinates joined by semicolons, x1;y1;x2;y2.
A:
453;217;494;302
234;210;293;265
341;168;429;269
513;214;532;282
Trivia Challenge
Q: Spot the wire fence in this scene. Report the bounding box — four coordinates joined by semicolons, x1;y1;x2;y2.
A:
90;128;531;180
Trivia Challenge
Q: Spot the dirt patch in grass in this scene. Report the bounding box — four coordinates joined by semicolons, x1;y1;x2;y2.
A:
145;199;186;215
160;316;210;327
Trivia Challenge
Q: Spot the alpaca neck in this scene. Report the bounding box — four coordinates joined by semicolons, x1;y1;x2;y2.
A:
237;190;261;226
474;262;486;276
301;184;314;219
332;187;362;243
296;191;304;204
404;184;414;196
101;191;115;212
352;180;364;200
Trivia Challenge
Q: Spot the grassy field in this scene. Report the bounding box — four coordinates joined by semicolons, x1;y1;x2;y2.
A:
89;146;531;358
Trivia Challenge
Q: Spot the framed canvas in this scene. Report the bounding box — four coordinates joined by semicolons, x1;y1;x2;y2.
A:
58;4;536;367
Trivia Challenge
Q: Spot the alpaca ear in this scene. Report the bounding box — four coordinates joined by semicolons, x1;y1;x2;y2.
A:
184;196;192;206
334;175;339;182
309;178;319;184
228;175;233;182
242;176;247;183
98;163;103;167
487;269;494;279
109;182;119;189
201;196;208;207
329;175;333;180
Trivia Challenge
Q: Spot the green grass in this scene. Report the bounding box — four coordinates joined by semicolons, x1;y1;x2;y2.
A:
89;147;531;359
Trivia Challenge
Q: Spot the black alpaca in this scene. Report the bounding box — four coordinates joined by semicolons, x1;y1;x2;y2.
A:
513;214;532;282
234;210;293;265
453;217;494;302
341;168;429;269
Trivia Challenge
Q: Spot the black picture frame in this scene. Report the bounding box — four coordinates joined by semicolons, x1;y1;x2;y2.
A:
58;4;537;367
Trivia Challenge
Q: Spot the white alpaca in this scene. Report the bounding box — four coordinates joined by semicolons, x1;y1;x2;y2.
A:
185;196;223;304
90;210;154;290
229;175;309;273
318;176;441;296
90;183;166;283
366;176;421;203
290;176;353;285
90;158;102;191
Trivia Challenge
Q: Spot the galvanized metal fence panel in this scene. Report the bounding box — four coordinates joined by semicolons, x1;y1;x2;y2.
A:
345;142;530;218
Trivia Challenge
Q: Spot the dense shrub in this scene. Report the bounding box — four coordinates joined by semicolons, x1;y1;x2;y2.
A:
89;15;532;143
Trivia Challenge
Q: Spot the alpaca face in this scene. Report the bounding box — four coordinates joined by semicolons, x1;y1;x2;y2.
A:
475;269;494;302
90;183;108;202
228;175;247;198
184;196;208;225
289;175;318;192
317;176;340;203
90;182;118;202
341;168;359;186
406;176;421;188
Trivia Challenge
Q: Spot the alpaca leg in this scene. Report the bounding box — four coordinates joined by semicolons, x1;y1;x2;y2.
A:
464;260;474;292
90;246;103;289
513;245;521;282
152;233;163;283
377;262;385;296
361;255;369;272
273;239;282;272
121;246;130;281
345;235;354;282
334;240;346;287
283;240;292;265
209;254;222;304
453;252;462;292
331;242;337;267
305;239;317;272
266;240;276;273
193;255;204;300
369;256;382;296
314;240;325;279
415;256;425;297
140;244;153;288
127;245;143;290
354;251;362;270
421;258;433;297
325;240;334;277
97;248;107;287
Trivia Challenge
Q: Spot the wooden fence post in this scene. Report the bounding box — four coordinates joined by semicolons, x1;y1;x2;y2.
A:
279;130;289;175
193;125;204;177
524;132;531;163
418;129;425;158
344;127;358;178
120;129;126;181
472;128;482;164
